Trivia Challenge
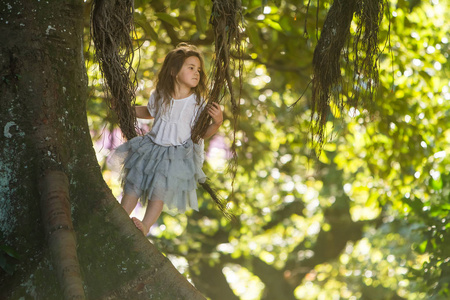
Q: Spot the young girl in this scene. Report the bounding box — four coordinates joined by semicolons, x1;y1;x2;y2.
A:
115;43;223;235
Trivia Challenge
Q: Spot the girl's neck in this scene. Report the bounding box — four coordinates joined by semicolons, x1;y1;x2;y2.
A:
172;85;193;100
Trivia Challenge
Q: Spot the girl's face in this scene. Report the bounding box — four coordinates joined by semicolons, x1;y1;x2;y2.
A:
175;56;202;90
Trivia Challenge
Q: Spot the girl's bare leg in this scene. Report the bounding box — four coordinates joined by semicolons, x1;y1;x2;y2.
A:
121;192;139;215
122;192;163;235
138;199;164;235
121;193;148;234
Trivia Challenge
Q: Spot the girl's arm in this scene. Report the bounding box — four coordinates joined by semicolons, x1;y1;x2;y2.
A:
135;106;154;119
202;103;223;139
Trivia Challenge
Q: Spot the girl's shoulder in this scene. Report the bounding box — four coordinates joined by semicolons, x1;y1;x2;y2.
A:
149;89;159;100
147;90;161;116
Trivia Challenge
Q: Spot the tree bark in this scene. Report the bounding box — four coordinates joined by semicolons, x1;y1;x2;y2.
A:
0;1;205;299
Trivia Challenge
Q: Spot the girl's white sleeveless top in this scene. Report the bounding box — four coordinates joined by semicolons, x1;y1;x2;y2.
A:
147;91;203;146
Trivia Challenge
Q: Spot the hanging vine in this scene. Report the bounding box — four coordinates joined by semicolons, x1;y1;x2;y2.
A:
191;0;243;201
91;0;138;141
308;0;387;153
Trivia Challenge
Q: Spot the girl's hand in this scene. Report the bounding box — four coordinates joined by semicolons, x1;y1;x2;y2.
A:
202;103;223;139
207;102;223;125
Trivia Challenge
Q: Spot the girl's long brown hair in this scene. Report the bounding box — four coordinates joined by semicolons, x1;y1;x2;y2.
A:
154;43;207;112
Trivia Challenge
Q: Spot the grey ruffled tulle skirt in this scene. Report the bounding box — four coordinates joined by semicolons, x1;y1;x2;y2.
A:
113;135;206;213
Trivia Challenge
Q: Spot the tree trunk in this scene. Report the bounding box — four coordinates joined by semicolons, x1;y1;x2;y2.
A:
0;1;205;299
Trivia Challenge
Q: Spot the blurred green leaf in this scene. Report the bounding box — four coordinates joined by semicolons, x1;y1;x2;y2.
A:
134;12;159;40
246;24;260;48
430;178;443;191
0;244;20;259
155;12;181;28
195;4;207;34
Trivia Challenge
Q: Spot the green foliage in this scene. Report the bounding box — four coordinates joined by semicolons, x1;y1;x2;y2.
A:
0;242;20;275
409;173;450;299
84;0;450;299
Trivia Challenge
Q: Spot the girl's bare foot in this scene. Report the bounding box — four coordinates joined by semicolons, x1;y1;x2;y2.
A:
132;217;148;235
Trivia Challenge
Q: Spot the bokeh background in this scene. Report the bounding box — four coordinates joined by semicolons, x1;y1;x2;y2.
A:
85;0;450;299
